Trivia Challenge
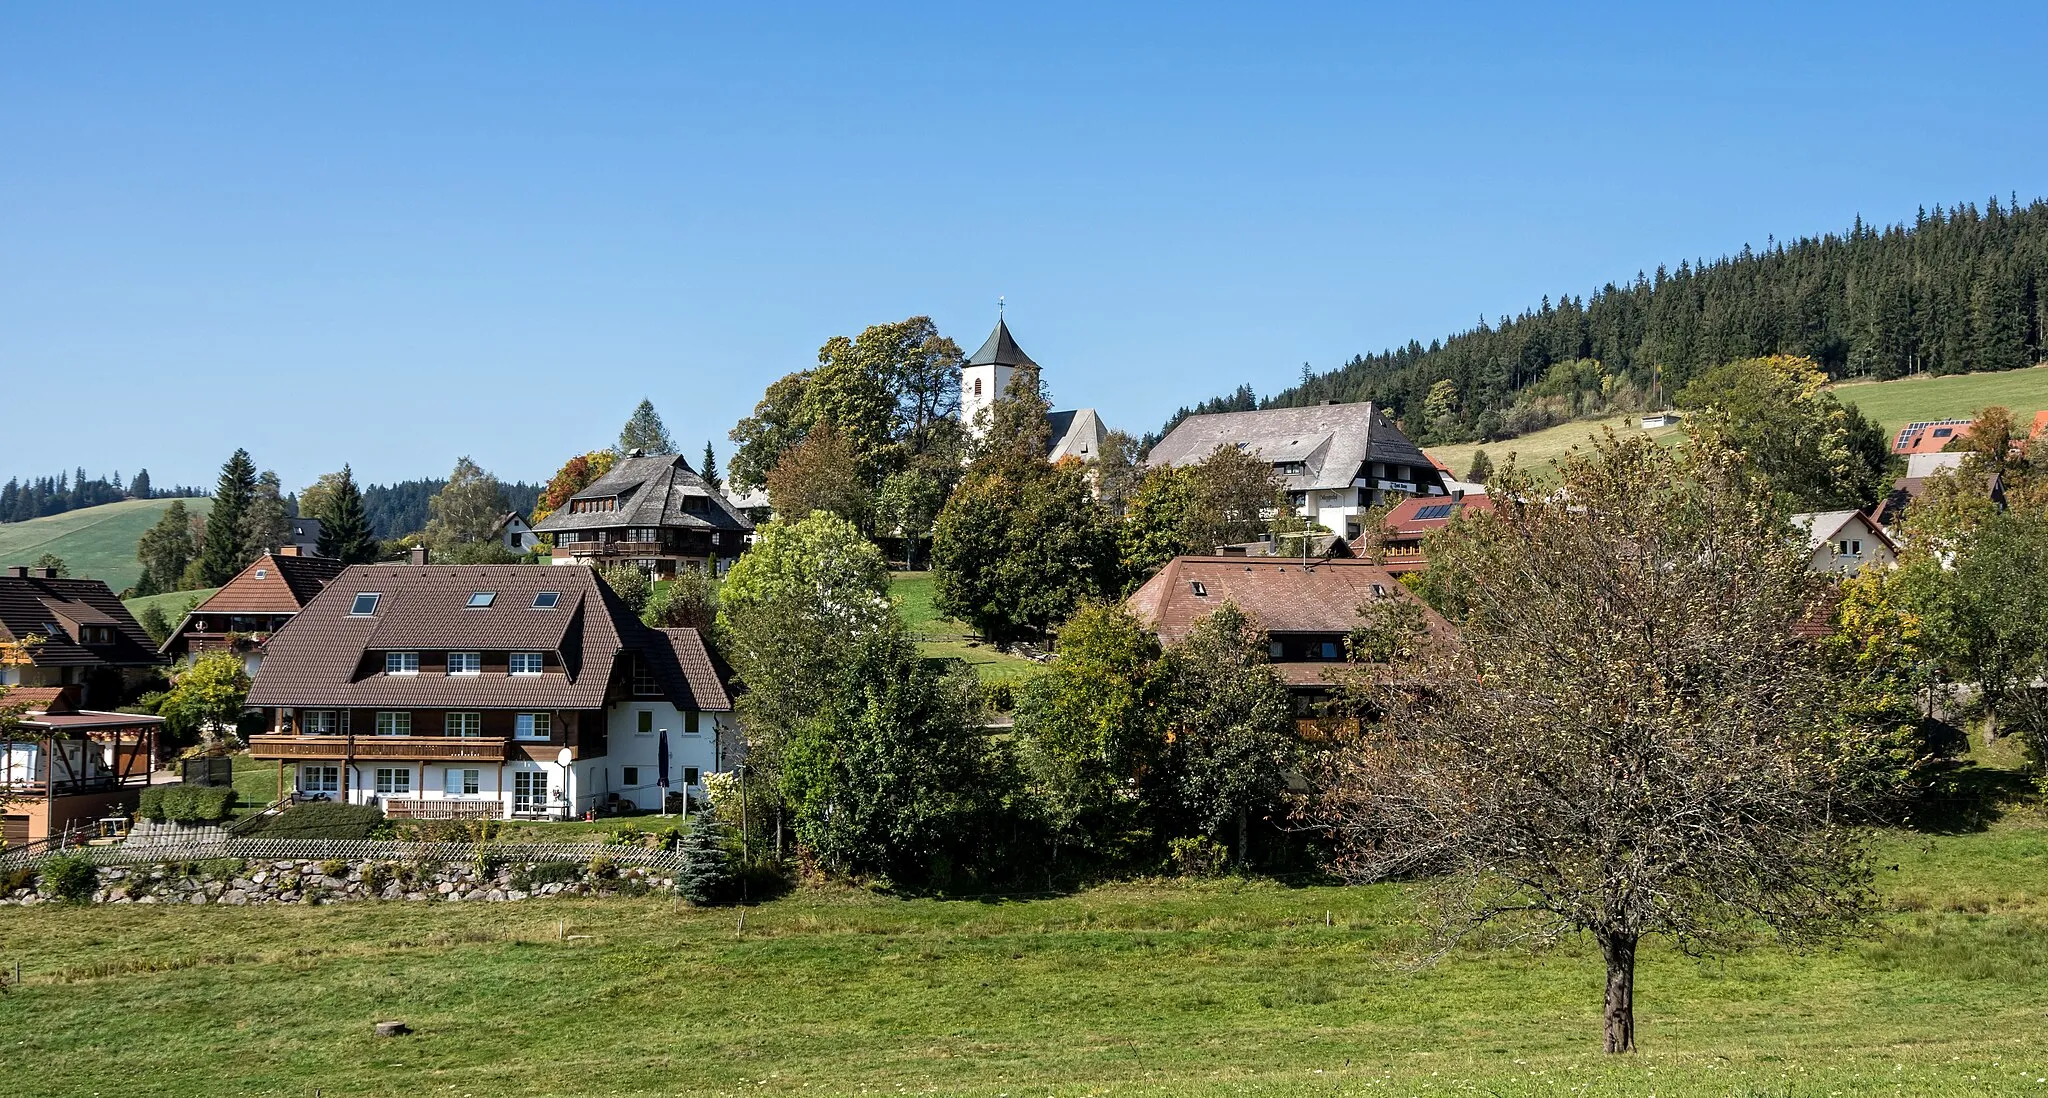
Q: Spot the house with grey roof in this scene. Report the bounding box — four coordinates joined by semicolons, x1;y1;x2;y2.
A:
245;562;735;819
1146;402;1449;541
960;315;1111;463
1790;510;1898;575
530;450;752;578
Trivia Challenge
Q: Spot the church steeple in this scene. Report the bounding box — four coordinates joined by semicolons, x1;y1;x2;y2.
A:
961;306;1036;438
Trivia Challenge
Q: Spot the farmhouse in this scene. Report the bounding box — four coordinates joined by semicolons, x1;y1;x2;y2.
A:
531;450;753;578
1147;403;1449;541
1125;555;1450;704
160;549;347;672
0;566;166;708
1790;510;1898;575
243;563;735;820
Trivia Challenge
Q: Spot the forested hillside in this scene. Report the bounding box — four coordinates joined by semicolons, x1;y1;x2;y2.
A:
1156;197;2048;446
362;478;542;538
0;469;202;523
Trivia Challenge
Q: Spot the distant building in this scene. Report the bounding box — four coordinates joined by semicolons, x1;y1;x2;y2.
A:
1640;411;1682;429
489;512;541;553
286;517;324;557
161;551;348;674
1892;418;1973;456
1790;510;1898;575
1364;491;1496;573
959;315;1111;462
0;567;166;709
1147;402;1449;541
530;451;753;578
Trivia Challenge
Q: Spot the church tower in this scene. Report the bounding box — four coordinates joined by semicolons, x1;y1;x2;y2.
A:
960;308;1037;439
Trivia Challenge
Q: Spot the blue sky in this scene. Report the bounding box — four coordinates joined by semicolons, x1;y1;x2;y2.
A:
4;3;2046;491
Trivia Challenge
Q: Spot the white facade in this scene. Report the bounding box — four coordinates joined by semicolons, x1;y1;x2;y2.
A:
960;360;1013;439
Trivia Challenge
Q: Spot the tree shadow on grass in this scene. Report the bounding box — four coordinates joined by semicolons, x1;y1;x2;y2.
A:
1906;758;2039;834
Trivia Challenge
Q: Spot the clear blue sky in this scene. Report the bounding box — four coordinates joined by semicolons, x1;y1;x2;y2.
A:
5;3;2045;492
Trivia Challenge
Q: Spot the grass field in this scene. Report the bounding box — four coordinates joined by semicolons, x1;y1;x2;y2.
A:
0;497;211;592
121;586;217;627
1426;365;2048;478
892;570;1046;687
2;811;2044;1096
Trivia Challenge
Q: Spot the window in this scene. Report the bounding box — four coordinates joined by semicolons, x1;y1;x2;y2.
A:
444;768;480;796
1190;581;1208;597
1838;539;1863;556
300;765;340;795
683;767;700;786
622;766;641;786
510;652;544;675
632;660;659;695
40;623;60;636
515;713;551;741
302;710;338;736
569;497;616;514
626;527;659;542
466;591;496;609
375;711;411;737
1269;640;1286;659
254;568;267;579
350;593;380;616
386;651;419;675
636;710;654;735
374;768;411;795
973;377;983;397
684;710;701;735
532;591;560;609
514;770;549;810
446;712;482;738
447;652;482;675
1320;640;1340;659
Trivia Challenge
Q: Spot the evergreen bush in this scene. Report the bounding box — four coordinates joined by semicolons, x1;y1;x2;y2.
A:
136;784;238;824
40;853;98;902
675;818;733;906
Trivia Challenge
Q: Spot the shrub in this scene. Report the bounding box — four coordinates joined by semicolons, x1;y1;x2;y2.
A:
675;819;733;906
196;857;245;881
1168;835;1229;879
1;865;37;895
585;854;619;880
984;680;1015;713
137;784;238;824
253;802;384;840
40;854;98;903
510;861;581;892
316;859;347;878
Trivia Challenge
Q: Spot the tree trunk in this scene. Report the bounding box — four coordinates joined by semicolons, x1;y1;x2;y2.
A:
1599;931;1637;1053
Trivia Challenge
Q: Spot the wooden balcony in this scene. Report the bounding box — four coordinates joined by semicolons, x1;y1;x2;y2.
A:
384;798;506;820
246;735;515;761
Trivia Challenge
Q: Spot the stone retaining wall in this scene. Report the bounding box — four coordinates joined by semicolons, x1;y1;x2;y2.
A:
1;855;675;906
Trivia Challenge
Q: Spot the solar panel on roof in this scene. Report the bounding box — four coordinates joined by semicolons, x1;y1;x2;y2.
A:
1415;504;1454;520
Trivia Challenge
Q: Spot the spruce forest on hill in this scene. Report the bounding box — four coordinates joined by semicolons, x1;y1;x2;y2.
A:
1156;197;2048;446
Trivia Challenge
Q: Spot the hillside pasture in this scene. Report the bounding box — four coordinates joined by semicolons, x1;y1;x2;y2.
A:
0;497;211;592
0;816;2042;1096
892;570;1045;687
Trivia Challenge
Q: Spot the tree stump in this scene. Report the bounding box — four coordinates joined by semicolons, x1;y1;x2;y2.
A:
374;1021;412;1037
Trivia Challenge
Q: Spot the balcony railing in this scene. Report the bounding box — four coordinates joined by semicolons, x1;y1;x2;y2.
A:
247;735;514;761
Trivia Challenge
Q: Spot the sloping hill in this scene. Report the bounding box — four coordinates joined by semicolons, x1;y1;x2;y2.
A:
0;497;212;592
1427;366;2048;477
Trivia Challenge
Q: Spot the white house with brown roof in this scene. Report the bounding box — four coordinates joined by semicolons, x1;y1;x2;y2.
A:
244;563;737;820
1146;402;1449;541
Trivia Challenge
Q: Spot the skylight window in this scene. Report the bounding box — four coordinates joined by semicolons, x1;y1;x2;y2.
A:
350;593;381;616
1191;581;1208;597
1415;504;1454;521
467;591;496;609
532;591;560;609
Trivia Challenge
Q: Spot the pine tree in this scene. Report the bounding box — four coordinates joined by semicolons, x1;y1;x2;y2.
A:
1466;450;1494;484
618;399;677;455
238;471;291;562
674;818;733;906
197;449;258;586
315;465;379;565
135;500;196;596
130;469;151;499
701;442;721;492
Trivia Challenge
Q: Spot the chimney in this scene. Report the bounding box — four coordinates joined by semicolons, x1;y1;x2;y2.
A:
4;566;26;578
277;544;301;557
35;567;59;579
408;546;430;566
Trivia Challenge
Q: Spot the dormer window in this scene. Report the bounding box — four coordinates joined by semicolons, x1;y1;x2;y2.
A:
569;497;616;514
632;659;659;696
466;591;496;608
510;652;544;675
350;593;380;616
448;652;482;675
532;591;560;609
386;651;419;675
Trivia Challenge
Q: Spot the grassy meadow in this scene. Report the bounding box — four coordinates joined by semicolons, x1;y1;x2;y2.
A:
1426;365;2048;478
892;570;1046;687
121;586;217;627
1;815;2044;1096
0;497;211;592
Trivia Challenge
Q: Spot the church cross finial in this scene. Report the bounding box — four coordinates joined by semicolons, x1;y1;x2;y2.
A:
998;295;1005;319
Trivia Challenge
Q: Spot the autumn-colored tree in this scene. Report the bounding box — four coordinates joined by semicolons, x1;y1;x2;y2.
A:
532;450;618;525
765;422;870;529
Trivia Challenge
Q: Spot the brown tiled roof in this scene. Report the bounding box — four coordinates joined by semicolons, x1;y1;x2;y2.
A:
174;553;346;621
246;564;731;712
1377;492;1496;541
1125;556;1453;647
2;684;79;714
0;574;165;668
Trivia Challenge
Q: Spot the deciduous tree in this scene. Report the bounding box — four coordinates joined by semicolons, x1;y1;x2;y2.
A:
765;422;870;529
1013;603;1162;860
1676;355;1890;510
135;500;197;595
425;457;511;550
1155;603;1294;864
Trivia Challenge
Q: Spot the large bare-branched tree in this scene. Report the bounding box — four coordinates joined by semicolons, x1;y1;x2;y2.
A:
1310;432;1877;1053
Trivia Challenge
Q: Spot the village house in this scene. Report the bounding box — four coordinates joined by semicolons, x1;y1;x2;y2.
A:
1125;555;1452;711
1147;402;1450;541
0;566;166;708
1892;418;1973;456
160;549;348;673
243;562;735;820
490;511;543;554
286;516;324;557
1363;491;1496;573
1791;510;1899;575
0;684;162;849
531;450;753;578
959;314;1112;461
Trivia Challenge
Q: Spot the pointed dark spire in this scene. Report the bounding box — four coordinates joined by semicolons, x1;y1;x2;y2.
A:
966;316;1038;369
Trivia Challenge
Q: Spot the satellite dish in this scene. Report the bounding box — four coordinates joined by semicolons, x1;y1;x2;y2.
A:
556;748;573;768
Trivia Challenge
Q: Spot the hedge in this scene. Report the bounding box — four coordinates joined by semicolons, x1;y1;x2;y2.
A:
250;802;386;840
136;785;239;824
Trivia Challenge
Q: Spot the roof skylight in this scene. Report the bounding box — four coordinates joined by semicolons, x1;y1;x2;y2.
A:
532;591;560;609
350;593;380;616
467;591;497;608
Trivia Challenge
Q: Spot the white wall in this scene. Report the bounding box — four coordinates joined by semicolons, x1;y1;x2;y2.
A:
960;363;1012;439
599;701;721;812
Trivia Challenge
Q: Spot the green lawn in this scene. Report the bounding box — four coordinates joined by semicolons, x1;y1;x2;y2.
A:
892;570;1045;687
1427;366;2048;478
122;586;216;628
0;497;212;592
2;816;2044;1096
